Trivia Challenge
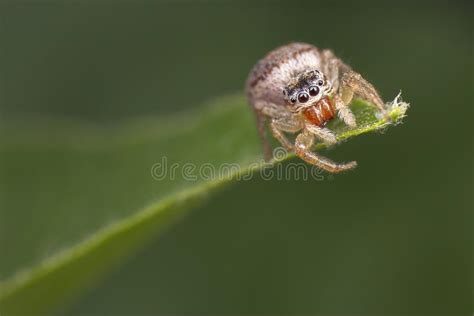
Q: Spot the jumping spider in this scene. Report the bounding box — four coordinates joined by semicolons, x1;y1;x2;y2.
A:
245;42;387;173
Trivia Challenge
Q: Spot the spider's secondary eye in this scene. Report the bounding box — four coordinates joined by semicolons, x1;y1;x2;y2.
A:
298;93;309;103
282;90;287;96
317;80;324;86
308;86;319;96
290;97;297;103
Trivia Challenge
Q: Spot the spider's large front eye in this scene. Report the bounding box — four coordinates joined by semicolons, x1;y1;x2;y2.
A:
308;86;319;96
298;93;309;103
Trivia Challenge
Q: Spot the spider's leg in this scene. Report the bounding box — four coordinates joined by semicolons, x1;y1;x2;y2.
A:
253;101;295;161
252;107;272;161
295;130;357;173
338;70;385;112
270;117;303;152
320;50;357;127
259;101;293;118
320;49;341;90
305;124;337;146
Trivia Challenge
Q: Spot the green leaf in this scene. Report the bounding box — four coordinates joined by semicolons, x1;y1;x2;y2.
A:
0;94;408;315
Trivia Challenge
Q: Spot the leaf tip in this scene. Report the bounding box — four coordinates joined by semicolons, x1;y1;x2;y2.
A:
386;91;410;123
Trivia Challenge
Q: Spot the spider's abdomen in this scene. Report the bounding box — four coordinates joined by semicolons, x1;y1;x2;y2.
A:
245;42;322;106
303;97;336;127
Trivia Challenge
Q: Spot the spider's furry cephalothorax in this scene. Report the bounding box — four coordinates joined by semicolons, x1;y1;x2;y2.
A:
245;42;388;173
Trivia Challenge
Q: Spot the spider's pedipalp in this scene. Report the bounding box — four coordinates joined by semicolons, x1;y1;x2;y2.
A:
334;94;357;128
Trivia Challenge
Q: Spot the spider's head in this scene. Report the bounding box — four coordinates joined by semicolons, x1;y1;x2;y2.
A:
282;69;331;112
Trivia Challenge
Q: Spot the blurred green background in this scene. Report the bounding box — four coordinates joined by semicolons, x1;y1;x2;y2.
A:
1;0;472;315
